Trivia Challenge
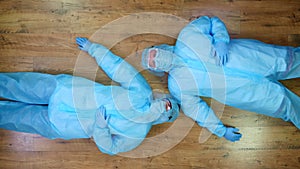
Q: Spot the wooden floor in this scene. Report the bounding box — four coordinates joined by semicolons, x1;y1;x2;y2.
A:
1;0;300;168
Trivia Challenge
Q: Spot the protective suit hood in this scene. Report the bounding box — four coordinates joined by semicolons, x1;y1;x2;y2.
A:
141;44;176;75
151;97;180;125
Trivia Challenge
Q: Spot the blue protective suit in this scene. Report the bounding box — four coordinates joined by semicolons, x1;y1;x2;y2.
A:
142;16;300;138
0;43;179;155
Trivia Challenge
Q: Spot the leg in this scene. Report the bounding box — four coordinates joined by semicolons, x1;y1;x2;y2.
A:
254;83;300;129
277;47;300;80
276;87;300;129
0;101;60;139
226;77;300;129
0;72;57;104
228;40;299;80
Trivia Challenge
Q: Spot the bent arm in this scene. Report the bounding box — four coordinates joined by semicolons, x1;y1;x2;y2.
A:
175;16;230;62
210;17;230;44
93;125;144;155
181;94;226;137
183;16;230;44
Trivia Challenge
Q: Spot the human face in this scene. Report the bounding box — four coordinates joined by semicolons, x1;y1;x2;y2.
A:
148;49;157;69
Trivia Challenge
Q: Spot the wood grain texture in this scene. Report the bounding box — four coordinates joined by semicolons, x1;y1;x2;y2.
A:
0;0;300;169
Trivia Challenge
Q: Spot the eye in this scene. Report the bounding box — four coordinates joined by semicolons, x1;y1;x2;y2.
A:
168;116;172;120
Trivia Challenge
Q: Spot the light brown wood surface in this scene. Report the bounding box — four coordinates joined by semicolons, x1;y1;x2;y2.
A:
0;0;300;169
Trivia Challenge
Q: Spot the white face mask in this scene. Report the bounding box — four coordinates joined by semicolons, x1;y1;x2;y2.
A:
152;49;174;72
143;48;174;72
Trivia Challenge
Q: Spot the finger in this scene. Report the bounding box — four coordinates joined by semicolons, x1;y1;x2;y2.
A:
215;55;220;66
220;55;224;66
80;38;87;42
235;134;242;140
96;112;105;121
235;134;241;139
77;38;85;44
76;37;83;43
77;41;84;46
210;48;216;58
99;106;104;111
222;55;226;65
102;110;107;120
95;111;101;120
99;107;107;119
234;137;241;142
106;115;110;122
78;39;85;45
99;106;106;112
232;128;239;132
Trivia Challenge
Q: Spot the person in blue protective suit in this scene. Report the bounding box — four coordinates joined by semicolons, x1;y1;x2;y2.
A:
0;37;180;155
141;16;300;142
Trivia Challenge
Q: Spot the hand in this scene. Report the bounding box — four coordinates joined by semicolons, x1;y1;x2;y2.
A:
95;106;109;128
76;37;92;52
213;41;229;66
224;127;242;142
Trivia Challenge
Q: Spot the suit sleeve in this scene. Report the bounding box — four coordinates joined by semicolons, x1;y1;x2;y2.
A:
180;94;226;137
87;43;151;93
210;16;230;44
92;125;144;155
181;16;230;44
174;16;230;62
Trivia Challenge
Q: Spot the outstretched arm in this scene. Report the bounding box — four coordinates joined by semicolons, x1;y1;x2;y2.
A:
180;94;241;142
76;37;151;93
